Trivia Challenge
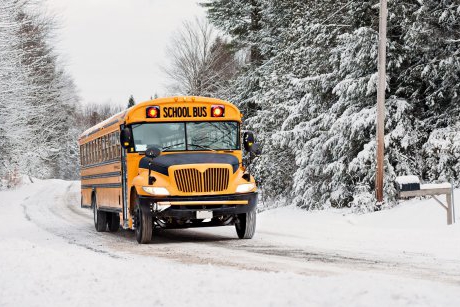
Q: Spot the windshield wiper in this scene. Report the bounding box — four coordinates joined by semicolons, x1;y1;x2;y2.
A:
162;142;185;151
188;143;216;151
162;142;217;151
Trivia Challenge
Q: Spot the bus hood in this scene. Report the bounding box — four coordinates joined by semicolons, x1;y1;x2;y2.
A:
139;153;239;176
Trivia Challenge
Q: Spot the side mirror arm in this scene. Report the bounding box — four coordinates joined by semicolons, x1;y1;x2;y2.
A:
148;161;156;185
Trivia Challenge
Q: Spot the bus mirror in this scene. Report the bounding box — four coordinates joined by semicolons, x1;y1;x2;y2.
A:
120;127;132;149
243;131;255;152
249;143;261;155
145;146;161;159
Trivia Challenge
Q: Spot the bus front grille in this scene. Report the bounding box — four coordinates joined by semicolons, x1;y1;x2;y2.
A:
174;168;230;193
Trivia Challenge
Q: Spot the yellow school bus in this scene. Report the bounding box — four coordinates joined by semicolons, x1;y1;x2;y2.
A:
78;96;260;243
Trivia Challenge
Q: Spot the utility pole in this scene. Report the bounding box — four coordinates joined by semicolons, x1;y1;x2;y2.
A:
375;0;388;204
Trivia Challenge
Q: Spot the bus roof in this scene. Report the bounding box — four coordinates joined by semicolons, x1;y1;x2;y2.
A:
79;96;240;141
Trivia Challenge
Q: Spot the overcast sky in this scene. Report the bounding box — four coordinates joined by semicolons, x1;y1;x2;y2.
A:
45;0;205;106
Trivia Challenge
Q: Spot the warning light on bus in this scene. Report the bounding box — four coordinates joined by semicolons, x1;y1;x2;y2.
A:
211;105;225;117
146;106;160;118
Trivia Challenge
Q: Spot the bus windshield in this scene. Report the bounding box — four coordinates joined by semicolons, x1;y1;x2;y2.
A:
131;121;239;152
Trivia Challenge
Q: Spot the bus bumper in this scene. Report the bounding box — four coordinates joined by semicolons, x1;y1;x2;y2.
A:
138;192;257;219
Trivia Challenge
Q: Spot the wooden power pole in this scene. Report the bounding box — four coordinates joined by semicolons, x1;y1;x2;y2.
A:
375;0;388;204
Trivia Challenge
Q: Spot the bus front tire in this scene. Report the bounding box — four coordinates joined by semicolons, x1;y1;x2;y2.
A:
235;209;256;239
107;213;120;232
93;197;107;232
133;194;152;244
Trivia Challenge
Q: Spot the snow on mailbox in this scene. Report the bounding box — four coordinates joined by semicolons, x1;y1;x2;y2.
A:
395;175;420;192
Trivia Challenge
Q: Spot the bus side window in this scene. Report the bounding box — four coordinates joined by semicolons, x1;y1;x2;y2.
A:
102;135;106;161
107;134;112;160
101;137;104;162
106;135;110;160
115;132;120;156
110;133;115;159
104;135;107;161
83;144;86;165
113;133;117;158
97;138;101;163
92;140;95;164
105;135;109;161
107;135;111;160
89;141;92;164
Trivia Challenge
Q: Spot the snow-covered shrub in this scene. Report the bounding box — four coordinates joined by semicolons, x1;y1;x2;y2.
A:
350;190;376;214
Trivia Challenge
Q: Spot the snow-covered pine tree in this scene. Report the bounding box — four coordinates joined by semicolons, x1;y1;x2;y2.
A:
127;95;135;108
205;0;460;210
201;0;265;118
408;1;460;183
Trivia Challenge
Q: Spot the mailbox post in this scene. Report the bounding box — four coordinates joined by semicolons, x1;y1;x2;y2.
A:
396;176;455;225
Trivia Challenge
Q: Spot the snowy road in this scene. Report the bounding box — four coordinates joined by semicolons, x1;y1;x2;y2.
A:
1;179;460;306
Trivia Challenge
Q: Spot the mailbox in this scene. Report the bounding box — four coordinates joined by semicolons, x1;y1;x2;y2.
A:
395;175;420;192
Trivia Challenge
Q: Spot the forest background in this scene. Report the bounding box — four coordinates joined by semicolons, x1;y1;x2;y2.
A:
1;0;459;211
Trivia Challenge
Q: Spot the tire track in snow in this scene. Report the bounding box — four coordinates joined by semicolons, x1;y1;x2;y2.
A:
21;181;123;259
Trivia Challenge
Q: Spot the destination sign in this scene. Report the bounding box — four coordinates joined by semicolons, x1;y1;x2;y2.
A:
163;106;207;118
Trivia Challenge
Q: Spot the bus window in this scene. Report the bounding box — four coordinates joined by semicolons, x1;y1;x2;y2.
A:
132;123;186;152
93;139;96;163
105;135;108;161
93;140;96;163
110;134;114;159
113;133;118;158
83;144;87;165
89;141;92;164
102;135;107;161
99;138;102;162
107;134;112;160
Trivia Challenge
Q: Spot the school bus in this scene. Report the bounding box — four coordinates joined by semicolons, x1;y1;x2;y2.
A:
78;96;260;243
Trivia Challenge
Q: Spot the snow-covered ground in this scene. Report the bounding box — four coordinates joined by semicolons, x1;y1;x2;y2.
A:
0;179;459;307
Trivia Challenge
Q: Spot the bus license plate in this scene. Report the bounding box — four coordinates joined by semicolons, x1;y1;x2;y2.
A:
196;211;213;219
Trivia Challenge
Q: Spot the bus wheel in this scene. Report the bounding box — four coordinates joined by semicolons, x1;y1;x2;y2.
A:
93;196;107;232
133;194;152;244
107;213;120;232
235;209;256;239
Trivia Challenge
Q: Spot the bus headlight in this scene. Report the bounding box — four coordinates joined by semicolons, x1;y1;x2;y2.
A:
236;183;256;193
142;186;170;196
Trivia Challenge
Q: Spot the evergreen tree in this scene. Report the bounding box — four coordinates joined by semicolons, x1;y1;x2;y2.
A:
201;0;265;117
127;95;135;108
201;0;263;64
205;0;460;210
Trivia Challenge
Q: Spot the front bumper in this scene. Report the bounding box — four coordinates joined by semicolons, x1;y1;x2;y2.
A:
138;192;257;219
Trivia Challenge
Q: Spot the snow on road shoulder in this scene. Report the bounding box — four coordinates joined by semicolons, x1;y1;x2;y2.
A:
0;180;459;307
257;195;460;262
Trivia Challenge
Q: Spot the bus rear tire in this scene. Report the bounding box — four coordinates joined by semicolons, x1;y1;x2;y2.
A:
235;209;256;239
107;213;120;232
133;194;152;244
93;196;107;232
